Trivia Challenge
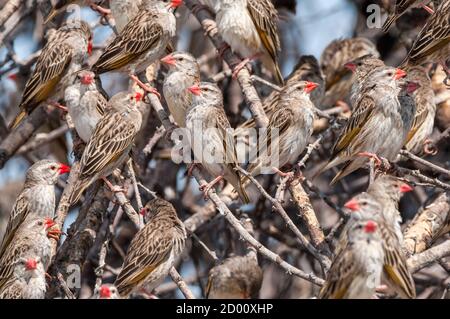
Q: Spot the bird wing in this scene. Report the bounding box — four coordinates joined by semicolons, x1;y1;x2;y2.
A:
405;3;450;64
114;222;175;293
0;194;30;259
381;227;416;299
405;98;429;144
79;111;136;179
92;10;163;73
247;0;280;63
331;94;376;158
94;91;108;116
319;245;361;299
19;42;73;112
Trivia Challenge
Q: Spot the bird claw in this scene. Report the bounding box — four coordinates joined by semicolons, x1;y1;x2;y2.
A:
49;101;68;112
199;176;224;200
129;74;161;99
423;139;438;155
46;224;63;241
202;19;218;37
90;4;111;17
218;43;230;58
186;163;200;178
232;59;251;79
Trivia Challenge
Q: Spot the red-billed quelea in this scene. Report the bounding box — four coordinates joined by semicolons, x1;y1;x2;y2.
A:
92;0;182;96
65;70;108;143
317;67;411;184
320;37;380;107
382;0;435;32
403;66;437;154
342;194;416;299
400;0;450;82
246;81;319;179
0;160;69;259
0;217;59;279
114;198;186;298
215;0;283;83
0;256;46;299
10;21;92;129
185;82;250;203
69;91;144;204
161;52;200;127
319;218;385;299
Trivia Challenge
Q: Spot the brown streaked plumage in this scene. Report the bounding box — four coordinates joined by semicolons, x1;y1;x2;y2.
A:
114;198;186;297
10;21;92;129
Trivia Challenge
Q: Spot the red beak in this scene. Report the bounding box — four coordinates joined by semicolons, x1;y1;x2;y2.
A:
170;0;183;8
188;85;201;96
44;218;56;229
87;40;93;56
99;285;111;298
160;55;176;66
344;198;360;211
394;68;407;80
58;164;71;175
7;73;18;81
80;74;94;85
135;92;143;102
139;208;146;216
364;220;377;233
344;62;357;73
304;81;319;94
399;183;413;193
25;259;37;270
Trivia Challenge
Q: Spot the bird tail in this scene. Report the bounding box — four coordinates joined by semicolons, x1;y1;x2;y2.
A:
44;8;60;25
273;62;284;85
8;110;27;130
68;178;91;205
382;14;397;33
330;157;366;186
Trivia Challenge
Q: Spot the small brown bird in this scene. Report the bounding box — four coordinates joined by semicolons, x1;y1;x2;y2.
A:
402;67;437;154
161;51;201;127
246;81;318;178
92;0;182;96
345;55;386;108
0;160;69;259
400;0;450;81
0;256;46;299
10;21;92;129
342;194;416;299
206;251;263;299
215;0;283;83
69;91;144;204
317;67;409;184
382;0;435;32
186;82;250;203
114;198;186;298
65;70;108;143
320;37;380;107
0;217;58;289
319;218;385;299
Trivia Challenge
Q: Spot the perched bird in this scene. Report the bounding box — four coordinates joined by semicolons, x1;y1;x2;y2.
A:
382;0;435;32
9;21;92;129
0;217;58;289
92;284;121;299
345;55;385;108
235;55;324;137
320;37;380;107
317;67;410;184
245;81;318;178
185;82;250;203
215;0;283;83
68;91;144;205
400;0;450;81
0;256;46;299
319;219;385;299
44;0;111;24
114;198;186;298
64;70;108;143
402;67;437;154
161;52;201;127
206;251;263;299
0;160;69;259
92;0;182;96
342;194;416;299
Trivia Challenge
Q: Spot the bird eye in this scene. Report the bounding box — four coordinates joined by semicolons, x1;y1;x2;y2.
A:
387;72;393;77
50;165;56;170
